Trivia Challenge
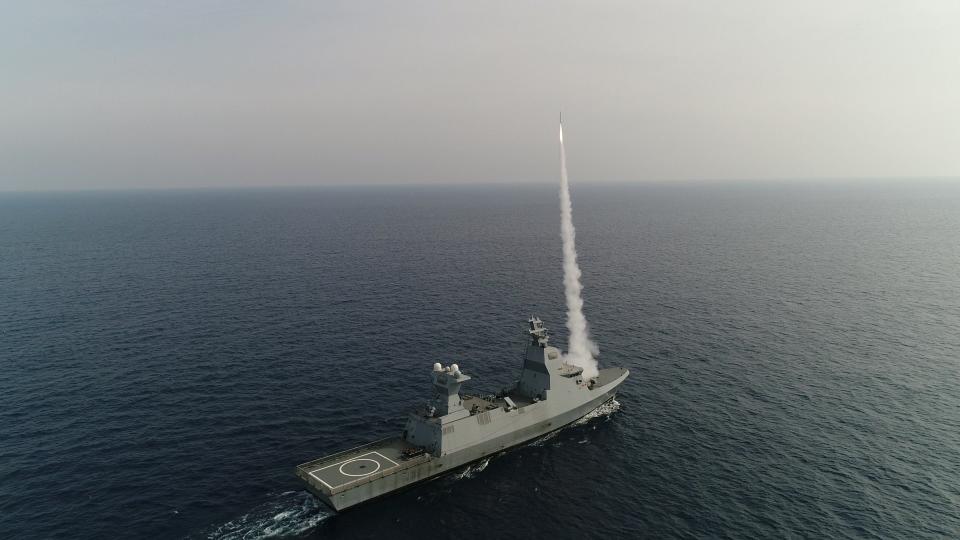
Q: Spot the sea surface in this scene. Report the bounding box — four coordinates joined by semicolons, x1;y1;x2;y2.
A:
1;181;958;539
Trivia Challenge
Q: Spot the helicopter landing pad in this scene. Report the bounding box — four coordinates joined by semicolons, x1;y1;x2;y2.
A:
306;451;400;490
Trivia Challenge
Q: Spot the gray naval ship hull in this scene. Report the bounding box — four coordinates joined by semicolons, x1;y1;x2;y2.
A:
296;318;629;512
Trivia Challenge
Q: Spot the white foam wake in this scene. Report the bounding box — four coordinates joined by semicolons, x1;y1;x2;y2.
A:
454;458;491;480
572;398;621;426
530;399;622;447
530;429;562;446
202;491;331;540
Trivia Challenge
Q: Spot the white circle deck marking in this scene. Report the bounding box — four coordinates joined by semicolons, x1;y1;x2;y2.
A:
339;458;381;477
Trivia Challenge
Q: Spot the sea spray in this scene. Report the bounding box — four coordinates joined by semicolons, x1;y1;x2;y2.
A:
558;118;599;378
201;491;331;539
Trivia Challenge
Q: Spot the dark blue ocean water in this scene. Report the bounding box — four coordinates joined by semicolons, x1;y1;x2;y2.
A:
2;182;959;539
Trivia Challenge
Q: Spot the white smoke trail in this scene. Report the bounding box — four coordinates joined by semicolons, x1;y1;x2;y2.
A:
558;119;599;378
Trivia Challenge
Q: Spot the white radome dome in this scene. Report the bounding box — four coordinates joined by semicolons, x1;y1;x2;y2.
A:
433;362;442;371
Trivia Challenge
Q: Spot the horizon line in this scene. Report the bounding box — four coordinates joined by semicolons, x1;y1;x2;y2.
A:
1;176;959;194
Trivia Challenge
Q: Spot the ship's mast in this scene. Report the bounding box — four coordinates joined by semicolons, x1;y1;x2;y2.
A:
430;364;470;416
528;316;549;348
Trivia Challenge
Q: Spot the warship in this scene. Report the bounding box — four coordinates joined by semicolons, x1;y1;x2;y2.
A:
296;317;629;511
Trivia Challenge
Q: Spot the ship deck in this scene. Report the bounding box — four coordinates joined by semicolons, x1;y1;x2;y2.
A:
296;438;430;495
595;366;629;388
461;390;535;414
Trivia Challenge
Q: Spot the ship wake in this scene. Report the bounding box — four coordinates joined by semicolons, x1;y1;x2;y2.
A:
454;458;491;480
200;491;331;540
572;398;621;426
531;399;622;446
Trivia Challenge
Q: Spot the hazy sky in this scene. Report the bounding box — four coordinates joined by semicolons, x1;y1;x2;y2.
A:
2;1;959;190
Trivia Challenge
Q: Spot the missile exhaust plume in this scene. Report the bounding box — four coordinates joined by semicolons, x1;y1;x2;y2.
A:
558;115;599;378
